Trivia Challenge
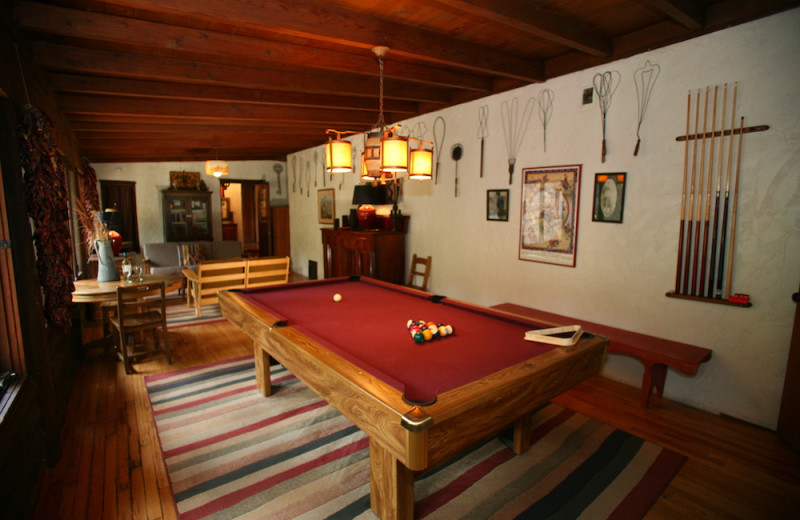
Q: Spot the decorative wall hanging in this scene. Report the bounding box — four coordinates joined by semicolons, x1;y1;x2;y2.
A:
433;116;446;184
667;82;767;307
633;60;660;155
591;173;626;223
273;163;283;195
291;156;297;193
537;89;554;152
592;70;620;163
477;105;489;177
313;149;320;188
487;189;509;221
451;143;463;197
318;188;335;224
305;159;312;197
519;165;581;267
501;97;535;185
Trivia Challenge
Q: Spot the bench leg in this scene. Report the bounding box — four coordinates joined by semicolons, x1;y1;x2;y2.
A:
641;363;668;407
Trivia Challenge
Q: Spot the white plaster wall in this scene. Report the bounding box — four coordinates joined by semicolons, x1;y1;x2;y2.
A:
92;160;287;245
288;9;800;429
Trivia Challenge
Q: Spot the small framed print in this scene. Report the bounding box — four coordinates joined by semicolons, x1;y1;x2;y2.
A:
487;189;509;221
592;172;626;223
318;188;334;224
221;198;232;221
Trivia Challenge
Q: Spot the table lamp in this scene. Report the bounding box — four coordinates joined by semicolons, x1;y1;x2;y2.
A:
352;184;387;230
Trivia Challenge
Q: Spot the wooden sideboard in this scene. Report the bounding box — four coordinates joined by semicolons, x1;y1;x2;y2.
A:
322;228;406;284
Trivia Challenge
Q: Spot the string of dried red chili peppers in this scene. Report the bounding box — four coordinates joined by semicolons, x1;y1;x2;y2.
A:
17;105;74;332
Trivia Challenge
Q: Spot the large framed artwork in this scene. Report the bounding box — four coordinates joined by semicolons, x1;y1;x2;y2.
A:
519;165;582;267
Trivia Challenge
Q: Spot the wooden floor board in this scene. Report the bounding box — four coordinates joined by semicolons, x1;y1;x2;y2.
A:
34;317;800;519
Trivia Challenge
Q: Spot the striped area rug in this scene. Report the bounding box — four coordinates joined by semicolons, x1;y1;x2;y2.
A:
146;357;685;520
165;304;225;328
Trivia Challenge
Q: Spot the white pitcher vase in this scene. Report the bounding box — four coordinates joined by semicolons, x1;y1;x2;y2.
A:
95;239;119;282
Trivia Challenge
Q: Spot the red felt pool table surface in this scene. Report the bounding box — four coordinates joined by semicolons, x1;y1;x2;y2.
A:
238;276;557;404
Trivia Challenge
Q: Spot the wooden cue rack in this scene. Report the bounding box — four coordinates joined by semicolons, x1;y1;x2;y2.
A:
666;83;768;308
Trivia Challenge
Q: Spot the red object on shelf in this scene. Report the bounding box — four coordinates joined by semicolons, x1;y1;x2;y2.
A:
357;204;377;230
728;293;750;304
108;230;122;255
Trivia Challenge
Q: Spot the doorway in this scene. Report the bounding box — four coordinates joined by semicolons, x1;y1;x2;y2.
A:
220;180;271;257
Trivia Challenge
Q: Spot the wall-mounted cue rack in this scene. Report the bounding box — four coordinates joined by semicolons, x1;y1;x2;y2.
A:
666;82;768;308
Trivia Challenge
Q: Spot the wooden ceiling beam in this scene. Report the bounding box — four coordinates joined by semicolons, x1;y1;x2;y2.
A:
82;0;544;81
15;2;492;92
57;93;389;126
33;43;453;105
47;73;420;115
436;0;612;57
649;0;705;29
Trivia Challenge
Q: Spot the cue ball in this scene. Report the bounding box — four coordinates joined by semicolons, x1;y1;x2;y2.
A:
333;293;342;302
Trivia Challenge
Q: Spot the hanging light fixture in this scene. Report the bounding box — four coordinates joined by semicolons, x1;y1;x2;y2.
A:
325;46;425;184
408;138;434;180
324;130;353;174
205;148;229;177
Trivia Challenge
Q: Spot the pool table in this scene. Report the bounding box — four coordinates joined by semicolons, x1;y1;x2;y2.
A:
218;276;607;520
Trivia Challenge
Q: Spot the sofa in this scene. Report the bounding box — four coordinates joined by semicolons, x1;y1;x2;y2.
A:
143;241;244;275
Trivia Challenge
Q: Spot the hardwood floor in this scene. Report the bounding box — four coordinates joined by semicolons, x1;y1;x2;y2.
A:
35;318;800;519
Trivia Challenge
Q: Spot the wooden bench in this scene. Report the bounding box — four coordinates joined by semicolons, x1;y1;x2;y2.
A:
491;302;712;407
182;256;290;317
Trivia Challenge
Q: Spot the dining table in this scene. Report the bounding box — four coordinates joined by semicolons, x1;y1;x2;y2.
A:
72;273;184;303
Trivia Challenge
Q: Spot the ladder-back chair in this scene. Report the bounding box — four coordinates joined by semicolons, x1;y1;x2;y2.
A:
109;281;172;374
407;254;432;292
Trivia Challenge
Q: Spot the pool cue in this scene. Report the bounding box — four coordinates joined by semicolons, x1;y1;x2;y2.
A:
699;85;718;296
715;82;738;298
725;116;745;299
682;89;701;294
707;83;728;297
675;90;692;293
691;87;710;295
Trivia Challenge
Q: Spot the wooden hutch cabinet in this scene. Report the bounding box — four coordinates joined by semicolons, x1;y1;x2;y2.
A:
162;189;213;242
322;228;406;284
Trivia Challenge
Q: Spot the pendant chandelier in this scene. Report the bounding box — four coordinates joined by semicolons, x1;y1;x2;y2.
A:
205;148;229;177
325;46;433;183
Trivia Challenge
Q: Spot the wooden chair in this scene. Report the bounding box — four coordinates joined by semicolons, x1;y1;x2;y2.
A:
109;281;172;374
407;254;432;291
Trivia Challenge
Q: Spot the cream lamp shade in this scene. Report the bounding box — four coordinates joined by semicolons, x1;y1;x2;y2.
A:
205;160;229;177
409;147;433;180
325;138;352;174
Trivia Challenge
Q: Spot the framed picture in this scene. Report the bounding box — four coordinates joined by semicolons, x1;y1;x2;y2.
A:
487;189;509;221
318;188;335;224
592;172;626;223
221;198;232;221
169;171;200;189
519;165;582;267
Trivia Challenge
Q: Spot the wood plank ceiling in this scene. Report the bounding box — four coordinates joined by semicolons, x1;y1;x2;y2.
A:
10;0;799;163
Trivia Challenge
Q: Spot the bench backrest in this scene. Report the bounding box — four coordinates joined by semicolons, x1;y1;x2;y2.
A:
245;256;290;288
195;259;247;306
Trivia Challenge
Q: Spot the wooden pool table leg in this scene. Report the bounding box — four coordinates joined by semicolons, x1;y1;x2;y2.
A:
253;346;272;396
369;440;414;520
513;412;533;454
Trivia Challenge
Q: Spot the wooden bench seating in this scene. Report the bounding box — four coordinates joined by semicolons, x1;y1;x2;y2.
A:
182;256;290;317
491;302;712;407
